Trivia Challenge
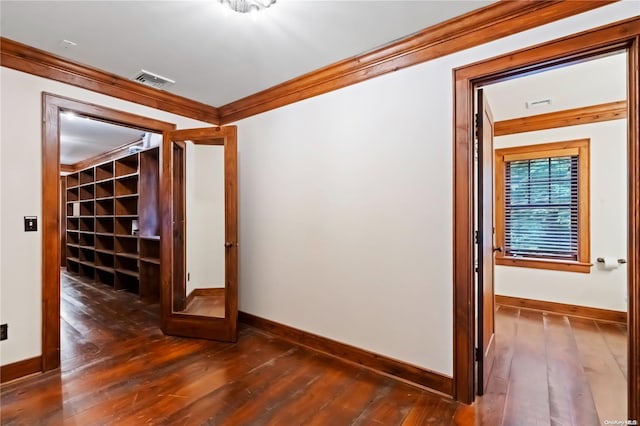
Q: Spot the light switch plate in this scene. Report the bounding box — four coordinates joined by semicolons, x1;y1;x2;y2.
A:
24;216;37;232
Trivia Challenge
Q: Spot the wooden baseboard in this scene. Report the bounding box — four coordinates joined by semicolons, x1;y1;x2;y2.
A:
238;311;453;397
0;356;42;384
186;288;225;306
496;295;627;324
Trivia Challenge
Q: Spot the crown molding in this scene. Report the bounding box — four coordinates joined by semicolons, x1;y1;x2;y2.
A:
65;140;145;173
0;37;220;124
218;0;616;124
494;100;628;136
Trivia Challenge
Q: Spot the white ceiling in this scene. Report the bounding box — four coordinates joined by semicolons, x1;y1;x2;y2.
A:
0;0;492;106
484;51;627;121
60;113;146;164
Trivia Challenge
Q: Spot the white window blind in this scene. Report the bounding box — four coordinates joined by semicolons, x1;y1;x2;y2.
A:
504;155;579;260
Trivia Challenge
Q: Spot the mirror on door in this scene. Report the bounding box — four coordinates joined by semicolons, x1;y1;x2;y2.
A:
163;126;237;342
172;141;227;318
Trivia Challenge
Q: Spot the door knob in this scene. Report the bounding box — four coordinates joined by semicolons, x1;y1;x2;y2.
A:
493;246;503;253
225;242;234;248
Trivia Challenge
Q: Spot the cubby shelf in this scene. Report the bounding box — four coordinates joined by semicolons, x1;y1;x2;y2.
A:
64;147;160;300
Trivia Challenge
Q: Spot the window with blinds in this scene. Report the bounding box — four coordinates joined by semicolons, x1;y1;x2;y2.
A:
494;139;590;273
504;156;578;259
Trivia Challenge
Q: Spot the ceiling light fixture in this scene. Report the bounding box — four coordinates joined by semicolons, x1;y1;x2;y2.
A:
219;0;276;14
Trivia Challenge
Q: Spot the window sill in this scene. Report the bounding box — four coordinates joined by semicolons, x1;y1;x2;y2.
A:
495;256;592;273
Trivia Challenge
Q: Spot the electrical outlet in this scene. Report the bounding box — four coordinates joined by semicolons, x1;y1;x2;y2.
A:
0;324;7;341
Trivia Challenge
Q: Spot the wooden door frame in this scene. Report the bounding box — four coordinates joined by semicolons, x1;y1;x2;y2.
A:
41;93;175;371
453;17;640;414
453;18;640;418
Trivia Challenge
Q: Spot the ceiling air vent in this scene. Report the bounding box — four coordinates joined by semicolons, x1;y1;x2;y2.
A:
132;69;175;89
525;98;552;109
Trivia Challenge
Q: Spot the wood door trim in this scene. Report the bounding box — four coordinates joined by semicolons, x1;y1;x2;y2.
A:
224;126;239;338
238;311;454;397
217;1;613;124
0;356;42;384
1;38;220;124
42;93;175;374
496;295;628;324
453;18;640;415
494;100;628;136
628;35;640;420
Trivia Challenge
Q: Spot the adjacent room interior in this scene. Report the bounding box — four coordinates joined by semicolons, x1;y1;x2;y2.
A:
476;51;629;422
58;114;164;368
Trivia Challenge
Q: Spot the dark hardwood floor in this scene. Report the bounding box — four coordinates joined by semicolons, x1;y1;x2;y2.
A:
0;273;628;425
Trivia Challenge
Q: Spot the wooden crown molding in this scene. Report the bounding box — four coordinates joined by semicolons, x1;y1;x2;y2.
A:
65;140;143;173
239;311;454;397
495;100;628;136
496;295;628;324
0;38;220;124
60;164;74;173
218;1;615;124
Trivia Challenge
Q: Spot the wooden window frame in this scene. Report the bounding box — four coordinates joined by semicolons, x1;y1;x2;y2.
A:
494;139;591;273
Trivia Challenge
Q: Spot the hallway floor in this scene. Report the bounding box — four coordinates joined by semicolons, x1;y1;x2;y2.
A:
0;272;628;425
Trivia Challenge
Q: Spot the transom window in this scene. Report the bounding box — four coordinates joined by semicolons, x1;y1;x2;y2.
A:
494;139;591;273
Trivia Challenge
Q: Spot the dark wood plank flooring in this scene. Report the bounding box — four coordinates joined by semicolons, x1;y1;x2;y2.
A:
0;273;628;425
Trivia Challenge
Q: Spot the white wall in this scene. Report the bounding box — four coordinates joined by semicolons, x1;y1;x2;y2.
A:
0;67;209;366
493;120;628;312
1;1;637;374
234;2;638;376
186;142;226;295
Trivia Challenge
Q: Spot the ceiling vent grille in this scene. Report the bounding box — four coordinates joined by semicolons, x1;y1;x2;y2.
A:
132;69;175;89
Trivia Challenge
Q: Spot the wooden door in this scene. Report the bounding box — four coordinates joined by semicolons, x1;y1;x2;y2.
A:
172;142;187;312
160;126;238;342
476;89;496;395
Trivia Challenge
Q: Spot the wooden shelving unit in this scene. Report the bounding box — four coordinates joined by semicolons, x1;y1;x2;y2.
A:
65;147;160;300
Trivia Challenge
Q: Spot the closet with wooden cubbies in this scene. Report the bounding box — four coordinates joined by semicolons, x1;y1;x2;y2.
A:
65;147;161;301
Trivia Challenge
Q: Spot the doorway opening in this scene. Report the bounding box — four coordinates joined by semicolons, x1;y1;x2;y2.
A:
475;51;629;423
58;110;165;369
41;93;175;371
451;20;639;421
